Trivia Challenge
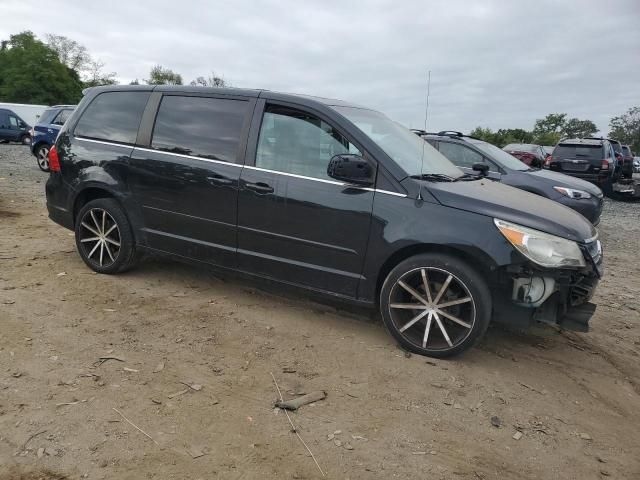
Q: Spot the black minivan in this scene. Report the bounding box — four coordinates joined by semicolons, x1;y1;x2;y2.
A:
45;86;603;357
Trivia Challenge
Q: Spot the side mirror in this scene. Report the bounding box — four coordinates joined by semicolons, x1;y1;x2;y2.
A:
472;163;489;176
327;154;374;186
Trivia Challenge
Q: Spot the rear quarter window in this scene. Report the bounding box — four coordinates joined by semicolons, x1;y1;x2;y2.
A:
74;91;151;144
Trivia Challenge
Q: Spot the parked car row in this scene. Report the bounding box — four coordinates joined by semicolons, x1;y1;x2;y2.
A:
413;131;604;224
44;86;602;358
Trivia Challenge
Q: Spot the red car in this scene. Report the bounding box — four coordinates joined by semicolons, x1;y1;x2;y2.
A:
502;143;546;168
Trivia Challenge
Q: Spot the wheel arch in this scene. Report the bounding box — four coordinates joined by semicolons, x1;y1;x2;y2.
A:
72;186;120;225
375;243;495;303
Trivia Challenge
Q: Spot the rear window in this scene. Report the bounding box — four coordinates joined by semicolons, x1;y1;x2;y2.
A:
52;109;73;126
622;146;631;156
554;144;604;160
38;108;58;125
503;143;536;152
151;95;249;162
75;91;150;144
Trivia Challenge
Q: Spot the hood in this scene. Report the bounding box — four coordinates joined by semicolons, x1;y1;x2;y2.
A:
424;179;596;243
527;169;603;197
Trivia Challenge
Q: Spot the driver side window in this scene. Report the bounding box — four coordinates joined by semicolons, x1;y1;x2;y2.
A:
439;141;498;172
9;116;19;129
256;105;361;181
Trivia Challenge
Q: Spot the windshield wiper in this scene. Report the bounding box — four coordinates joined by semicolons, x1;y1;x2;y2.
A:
409;173;457;182
455;173;483;181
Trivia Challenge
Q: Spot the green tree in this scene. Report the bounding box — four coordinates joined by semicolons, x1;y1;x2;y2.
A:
83;59;117;88
145;65;183;85
609;106;640;153
190;73;228;87
563;118;598;139
533;113;567;138
45;33;90;72
0;31;83;104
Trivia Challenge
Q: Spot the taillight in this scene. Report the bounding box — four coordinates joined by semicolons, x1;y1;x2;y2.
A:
601;158;611;170
49;145;61;172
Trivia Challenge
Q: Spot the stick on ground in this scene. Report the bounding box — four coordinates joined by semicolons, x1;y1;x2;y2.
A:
270;372;325;477
112;408;161;448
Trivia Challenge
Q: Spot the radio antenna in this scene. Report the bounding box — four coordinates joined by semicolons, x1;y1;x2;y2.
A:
418;70;431;201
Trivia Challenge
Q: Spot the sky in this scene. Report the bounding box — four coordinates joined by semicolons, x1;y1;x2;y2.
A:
2;0;639;134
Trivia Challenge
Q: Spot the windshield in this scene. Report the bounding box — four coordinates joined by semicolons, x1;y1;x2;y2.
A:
503;143;537;152
332;106;463;178
472;141;529;171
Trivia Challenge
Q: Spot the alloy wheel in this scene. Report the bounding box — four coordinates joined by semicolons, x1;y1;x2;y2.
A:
388;267;476;351
78;208;121;268
37;146;50;170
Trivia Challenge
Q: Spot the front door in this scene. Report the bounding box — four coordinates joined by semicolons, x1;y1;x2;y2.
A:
236;103;375;297
128;93;254;267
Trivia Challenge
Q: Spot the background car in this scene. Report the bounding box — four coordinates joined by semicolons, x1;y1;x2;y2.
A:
30;105;75;171
503;143;546;168
634;157;640;173
415;131;604;224
546;138;619;192
0;108;32;144
621;145;634;178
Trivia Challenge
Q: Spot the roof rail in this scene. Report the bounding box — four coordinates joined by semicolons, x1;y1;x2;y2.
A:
437;130;464;137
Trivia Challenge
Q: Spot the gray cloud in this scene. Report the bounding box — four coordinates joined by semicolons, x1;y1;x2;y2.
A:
2;0;639;134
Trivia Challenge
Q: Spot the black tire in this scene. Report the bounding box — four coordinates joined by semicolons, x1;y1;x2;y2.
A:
21;135;32;145
35;144;50;172
380;253;491;358
74;198;138;274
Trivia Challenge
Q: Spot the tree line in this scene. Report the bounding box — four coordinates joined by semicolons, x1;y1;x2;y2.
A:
470;110;639;154
0;31;228;105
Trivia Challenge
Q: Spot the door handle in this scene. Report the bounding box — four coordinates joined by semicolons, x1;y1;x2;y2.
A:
244;181;274;194
207;175;233;186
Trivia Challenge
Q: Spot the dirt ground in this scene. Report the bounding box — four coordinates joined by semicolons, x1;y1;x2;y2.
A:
1;144;639;480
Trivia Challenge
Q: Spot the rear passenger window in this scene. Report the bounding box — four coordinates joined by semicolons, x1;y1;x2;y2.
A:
256;106;361;180
75;91;150;144
151;96;249;162
438;142;483;169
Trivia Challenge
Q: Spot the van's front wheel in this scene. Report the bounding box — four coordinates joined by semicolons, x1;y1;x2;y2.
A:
380;253;491;358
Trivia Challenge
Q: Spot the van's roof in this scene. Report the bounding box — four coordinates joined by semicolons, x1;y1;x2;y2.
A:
84;85;369;110
559;138;605;146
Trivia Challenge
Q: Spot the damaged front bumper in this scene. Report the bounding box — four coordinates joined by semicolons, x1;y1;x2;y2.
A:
493;241;603;332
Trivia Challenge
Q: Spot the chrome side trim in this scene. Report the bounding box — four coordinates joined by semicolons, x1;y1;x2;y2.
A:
243;165;343;185
133;146;241;168
243;165;407;196
76;137;133;148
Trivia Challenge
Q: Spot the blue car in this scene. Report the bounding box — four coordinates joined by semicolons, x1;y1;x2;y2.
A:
31;105;75;171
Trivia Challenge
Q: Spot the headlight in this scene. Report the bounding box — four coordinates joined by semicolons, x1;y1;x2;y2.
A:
553;186;591;199
494;219;586;268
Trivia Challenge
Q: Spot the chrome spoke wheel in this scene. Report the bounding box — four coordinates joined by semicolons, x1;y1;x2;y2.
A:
37;146;50;169
388;267;475;351
78;208;121;268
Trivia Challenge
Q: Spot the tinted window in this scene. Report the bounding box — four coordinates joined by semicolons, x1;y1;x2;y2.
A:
52;109;73;126
439;141;484;169
151;96;248;162
554;144;604;160
622;146;631;156
75;91;150;144
472;141;528;171
39;108;58;125
256;106;361;180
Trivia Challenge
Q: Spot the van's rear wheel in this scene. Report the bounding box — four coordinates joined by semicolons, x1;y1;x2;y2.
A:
75;198;138;274
380;253;491;357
